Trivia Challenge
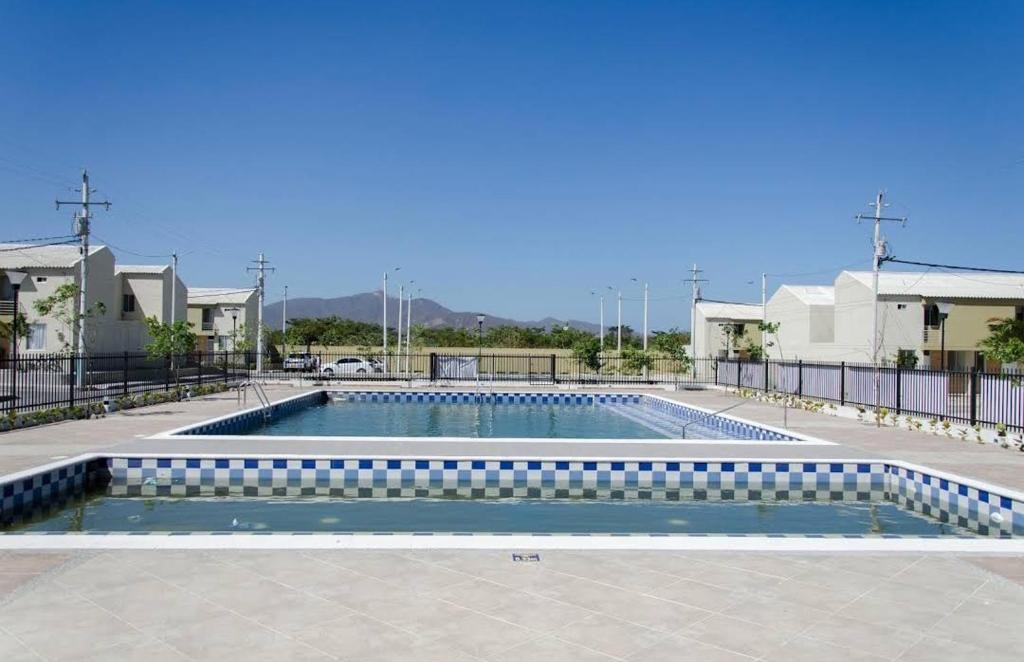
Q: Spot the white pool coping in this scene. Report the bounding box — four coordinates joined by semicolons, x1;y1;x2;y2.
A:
148;389;836;446
2;533;1022;553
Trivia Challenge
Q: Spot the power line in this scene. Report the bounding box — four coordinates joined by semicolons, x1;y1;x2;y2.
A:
0;234;78;244
882;257;1024;275
0;239;79;252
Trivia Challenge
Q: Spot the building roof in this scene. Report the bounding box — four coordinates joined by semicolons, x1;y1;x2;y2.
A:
779;285;835;306
115;264;169;275
841;271;1024;300
0;243;106;270
696;301;763;321
187;287;257;305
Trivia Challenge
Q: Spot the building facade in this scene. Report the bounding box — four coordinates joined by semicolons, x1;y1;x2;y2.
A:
186;287;258;353
692;302;763;359
1;244;181;356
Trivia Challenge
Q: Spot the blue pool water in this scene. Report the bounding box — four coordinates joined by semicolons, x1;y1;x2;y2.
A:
9;496;972;536
247;401;676;438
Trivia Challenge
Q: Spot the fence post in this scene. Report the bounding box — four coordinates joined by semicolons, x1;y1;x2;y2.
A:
223;351;228;383
122;351;129;397
736;359;741;388
197;351;203;387
714;359;719;386
797;360;803;398
550;354;556;384
68;354;75;408
165;355;171;391
429;353;437;382
764;359;769;392
839;361;846;406
895;364;902;414
969;366;978;426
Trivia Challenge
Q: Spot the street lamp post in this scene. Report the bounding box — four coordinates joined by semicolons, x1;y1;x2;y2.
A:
7;271;28;408
225;307;240;352
936;302;954;371
476;314;485;380
383;267;400;375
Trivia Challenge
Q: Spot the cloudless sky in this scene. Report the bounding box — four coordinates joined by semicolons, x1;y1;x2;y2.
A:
1;1;1021;331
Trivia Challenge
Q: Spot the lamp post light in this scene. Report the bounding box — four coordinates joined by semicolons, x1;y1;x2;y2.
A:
7;271;28;407
224;307;240;353
936;302;955;371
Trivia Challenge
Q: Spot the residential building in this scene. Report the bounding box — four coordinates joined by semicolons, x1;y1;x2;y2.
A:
114;265;188;349
763;285;839;361
0;243;179;356
765;271;1024;370
186;287;258;353
692;301;763;359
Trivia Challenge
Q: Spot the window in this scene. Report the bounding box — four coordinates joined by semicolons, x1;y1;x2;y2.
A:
35;276;47;283
201;308;213;323
122;294;136;313
897;304;907;310
26;323;46;350
1016;306;1024;322
923;304;940;327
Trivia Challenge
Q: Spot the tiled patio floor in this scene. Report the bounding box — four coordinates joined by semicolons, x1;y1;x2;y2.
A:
1;549;1022;661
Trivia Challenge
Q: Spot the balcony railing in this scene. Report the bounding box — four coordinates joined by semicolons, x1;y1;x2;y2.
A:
0;300;14;316
201;322;214;331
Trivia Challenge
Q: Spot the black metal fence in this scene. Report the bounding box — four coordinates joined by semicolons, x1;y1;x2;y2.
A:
4;349;1024;432
0;351;251;415
715;359;1024;431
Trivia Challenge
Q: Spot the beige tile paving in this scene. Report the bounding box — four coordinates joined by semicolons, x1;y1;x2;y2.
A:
0;549;1021;660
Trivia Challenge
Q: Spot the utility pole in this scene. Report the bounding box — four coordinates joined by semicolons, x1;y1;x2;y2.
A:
643;282;649;352
247;253;274;374
396;283;404;372
405;288;417;374
855;191;906;426
56;170;111;387
616;289;623;352
282;285;288;362
761;272;767;354
170;253;178;324
682;264;706;359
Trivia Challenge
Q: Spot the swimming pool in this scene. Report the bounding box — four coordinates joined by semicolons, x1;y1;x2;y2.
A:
3;455;1019;538
170;391;801;441
10;495;971;536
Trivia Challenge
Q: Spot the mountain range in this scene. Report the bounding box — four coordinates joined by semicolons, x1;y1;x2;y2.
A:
264;292;600;333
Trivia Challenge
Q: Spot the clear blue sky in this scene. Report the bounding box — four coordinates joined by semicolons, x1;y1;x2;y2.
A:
1;1;1021;331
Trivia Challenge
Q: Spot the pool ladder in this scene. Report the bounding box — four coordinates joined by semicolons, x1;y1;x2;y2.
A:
238;381;273;422
679;400;746;439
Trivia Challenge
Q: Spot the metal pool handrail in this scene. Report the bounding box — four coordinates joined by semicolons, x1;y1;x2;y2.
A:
679;400;747;439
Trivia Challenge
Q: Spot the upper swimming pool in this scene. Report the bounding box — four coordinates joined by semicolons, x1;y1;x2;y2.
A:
172;392;800;441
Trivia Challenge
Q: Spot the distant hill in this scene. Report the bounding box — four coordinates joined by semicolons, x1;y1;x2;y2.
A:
264;291;599;333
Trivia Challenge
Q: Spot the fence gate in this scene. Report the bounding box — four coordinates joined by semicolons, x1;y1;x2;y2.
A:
528;355;554;385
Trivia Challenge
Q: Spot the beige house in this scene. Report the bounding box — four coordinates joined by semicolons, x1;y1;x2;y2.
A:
692;301;763;359
0;244;184;356
766;271;1024;369
186;287;258;353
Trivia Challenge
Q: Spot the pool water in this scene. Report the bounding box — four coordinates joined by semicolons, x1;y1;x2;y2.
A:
10;495;972;536
247;401;675;438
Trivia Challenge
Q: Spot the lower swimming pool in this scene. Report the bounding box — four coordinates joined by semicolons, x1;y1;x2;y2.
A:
10;496;971;536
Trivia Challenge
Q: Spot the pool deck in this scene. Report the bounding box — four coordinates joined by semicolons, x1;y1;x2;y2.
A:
1;384;1023;660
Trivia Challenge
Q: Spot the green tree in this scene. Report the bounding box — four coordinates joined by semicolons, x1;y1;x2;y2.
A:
32;283;106;352
572;336;603;372
0;312;28;352
649;328;690;354
144;318;197;357
621;347;654;374
979;318;1024;366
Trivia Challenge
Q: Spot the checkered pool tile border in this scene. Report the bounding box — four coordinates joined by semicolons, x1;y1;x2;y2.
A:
2;456;1021;538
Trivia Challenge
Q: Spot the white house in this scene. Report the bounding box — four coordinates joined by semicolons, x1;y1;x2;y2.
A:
114;265;188;349
765;271;1024;369
186;287;259;353
763;285;839;361
692;301;763;359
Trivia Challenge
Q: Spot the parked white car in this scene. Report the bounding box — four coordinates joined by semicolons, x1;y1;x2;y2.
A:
320;357;382;377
